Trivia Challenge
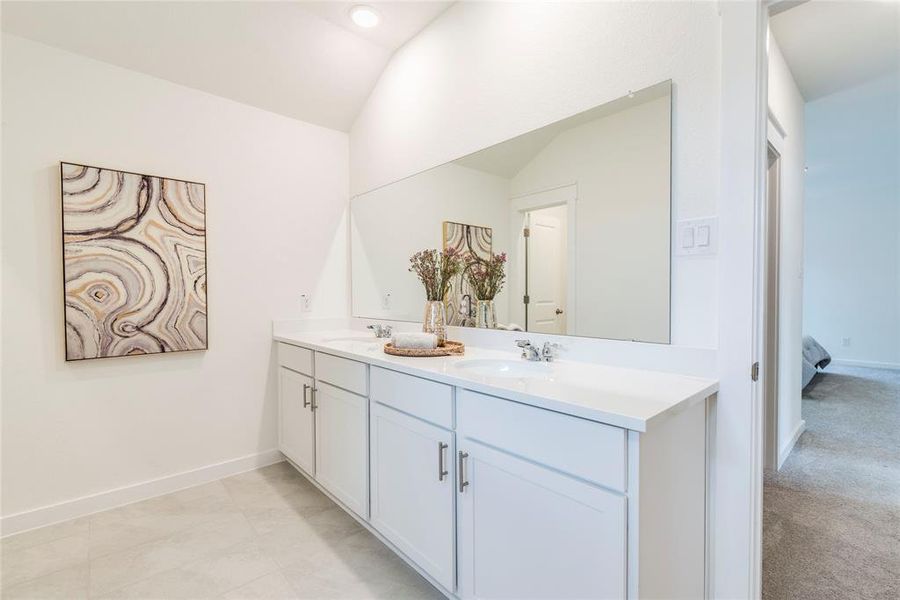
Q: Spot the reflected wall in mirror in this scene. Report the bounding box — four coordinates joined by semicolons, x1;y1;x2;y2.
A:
351;80;672;343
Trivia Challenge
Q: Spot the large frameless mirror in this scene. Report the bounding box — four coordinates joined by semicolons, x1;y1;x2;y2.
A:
351;80;672;343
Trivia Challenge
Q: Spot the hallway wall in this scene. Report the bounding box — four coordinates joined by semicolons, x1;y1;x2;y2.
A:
767;32;807;465
803;74;900;369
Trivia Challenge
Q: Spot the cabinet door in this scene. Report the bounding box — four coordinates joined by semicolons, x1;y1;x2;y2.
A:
278;367;315;475
370;403;455;591
314;382;368;518
457;441;626;600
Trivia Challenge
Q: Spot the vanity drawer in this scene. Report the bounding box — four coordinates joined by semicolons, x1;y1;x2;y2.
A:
457;389;626;492
278;343;313;376
370;367;453;429
316;352;368;396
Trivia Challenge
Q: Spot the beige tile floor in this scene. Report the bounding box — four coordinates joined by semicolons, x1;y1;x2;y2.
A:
0;462;445;599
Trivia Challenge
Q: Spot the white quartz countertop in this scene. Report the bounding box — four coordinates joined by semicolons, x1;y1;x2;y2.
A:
273;329;718;432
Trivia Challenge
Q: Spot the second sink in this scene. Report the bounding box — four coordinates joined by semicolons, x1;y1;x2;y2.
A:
452;358;552;378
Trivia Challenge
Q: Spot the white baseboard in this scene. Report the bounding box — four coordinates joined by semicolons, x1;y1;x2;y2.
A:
777;420;806;469
1;449;284;538
830;358;900;371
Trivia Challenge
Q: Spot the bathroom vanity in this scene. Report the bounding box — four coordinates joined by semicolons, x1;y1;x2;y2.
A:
273;329;717;599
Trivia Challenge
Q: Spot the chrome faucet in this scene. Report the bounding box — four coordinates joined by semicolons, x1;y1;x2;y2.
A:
367;323;393;338
516;339;542;361
516;339;560;362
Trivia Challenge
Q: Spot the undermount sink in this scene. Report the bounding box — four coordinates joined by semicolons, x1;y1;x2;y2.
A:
452;358;552;378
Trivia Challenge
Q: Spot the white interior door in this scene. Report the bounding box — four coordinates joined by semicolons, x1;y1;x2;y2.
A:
527;207;567;334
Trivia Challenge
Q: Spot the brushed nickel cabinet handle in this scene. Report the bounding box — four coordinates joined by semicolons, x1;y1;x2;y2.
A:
310;387;318;411
302;384;310;409
458;451;469;493
438;442;449;482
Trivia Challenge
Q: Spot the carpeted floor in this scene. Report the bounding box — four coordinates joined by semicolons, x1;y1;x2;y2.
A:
763;364;900;600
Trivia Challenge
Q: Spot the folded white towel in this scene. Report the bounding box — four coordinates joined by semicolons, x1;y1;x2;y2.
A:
392;332;438;350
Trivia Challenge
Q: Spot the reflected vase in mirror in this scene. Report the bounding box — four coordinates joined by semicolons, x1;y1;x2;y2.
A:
423;300;448;345
466;252;507;328
475;300;496;329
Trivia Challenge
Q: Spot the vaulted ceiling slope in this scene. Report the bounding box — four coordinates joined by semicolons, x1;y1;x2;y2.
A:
770;0;899;101
1;1;453;131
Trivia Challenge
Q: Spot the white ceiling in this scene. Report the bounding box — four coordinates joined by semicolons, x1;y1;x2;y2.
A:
770;0;900;101
302;1;452;52
1;1;453;131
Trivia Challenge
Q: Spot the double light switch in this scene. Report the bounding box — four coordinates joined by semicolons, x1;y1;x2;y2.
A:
677;217;717;256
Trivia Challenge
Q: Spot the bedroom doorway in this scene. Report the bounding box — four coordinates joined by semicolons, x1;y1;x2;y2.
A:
763;145;781;473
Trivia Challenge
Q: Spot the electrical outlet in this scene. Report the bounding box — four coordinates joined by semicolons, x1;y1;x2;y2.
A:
300;293;312;313
841;337;851;348
382;293;392;310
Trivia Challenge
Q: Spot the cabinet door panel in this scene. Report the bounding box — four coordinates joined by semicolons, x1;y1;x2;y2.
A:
458;441;626;599
278;367;314;475
315;382;368;518
370;403;455;591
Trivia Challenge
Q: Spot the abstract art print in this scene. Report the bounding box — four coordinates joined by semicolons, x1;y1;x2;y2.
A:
61;162;207;360
442;221;492;326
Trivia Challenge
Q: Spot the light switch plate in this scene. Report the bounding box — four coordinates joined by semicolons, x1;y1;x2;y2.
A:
676;217;718;256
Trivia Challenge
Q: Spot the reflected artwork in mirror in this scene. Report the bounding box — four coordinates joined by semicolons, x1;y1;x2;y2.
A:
351;80;672;343
442;221;492;327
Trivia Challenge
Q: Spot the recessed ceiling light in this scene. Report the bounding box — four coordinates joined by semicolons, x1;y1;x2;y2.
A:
350;5;380;28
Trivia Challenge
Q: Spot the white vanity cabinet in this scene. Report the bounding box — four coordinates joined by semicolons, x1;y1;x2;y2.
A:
277;345;369;519
314;381;369;518
278;367;315;474
456;440;626;599
455;389;627;599
369;366;456;590
275;340;712;600
277;344;315;475
370;403;456;590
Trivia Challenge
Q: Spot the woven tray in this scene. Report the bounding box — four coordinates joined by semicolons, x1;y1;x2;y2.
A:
383;340;465;357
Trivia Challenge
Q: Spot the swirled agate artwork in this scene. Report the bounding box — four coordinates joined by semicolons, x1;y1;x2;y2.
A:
61;162;207;360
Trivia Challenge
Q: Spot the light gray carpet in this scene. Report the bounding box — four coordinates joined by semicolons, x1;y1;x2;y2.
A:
763;364;900;600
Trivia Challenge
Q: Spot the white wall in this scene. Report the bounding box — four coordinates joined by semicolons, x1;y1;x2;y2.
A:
509;95;671;343
766;32;806;462
1;36;349;527
350;162;510;323
803;74;900;368
349;0;720;348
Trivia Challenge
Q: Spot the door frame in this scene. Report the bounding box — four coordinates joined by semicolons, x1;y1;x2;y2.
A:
763;135;784;473
509;183;578;334
714;1;769;599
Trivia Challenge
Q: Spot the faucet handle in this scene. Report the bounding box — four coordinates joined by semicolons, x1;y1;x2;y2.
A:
515;339;532;348
382;325;393;337
541;341;561;361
